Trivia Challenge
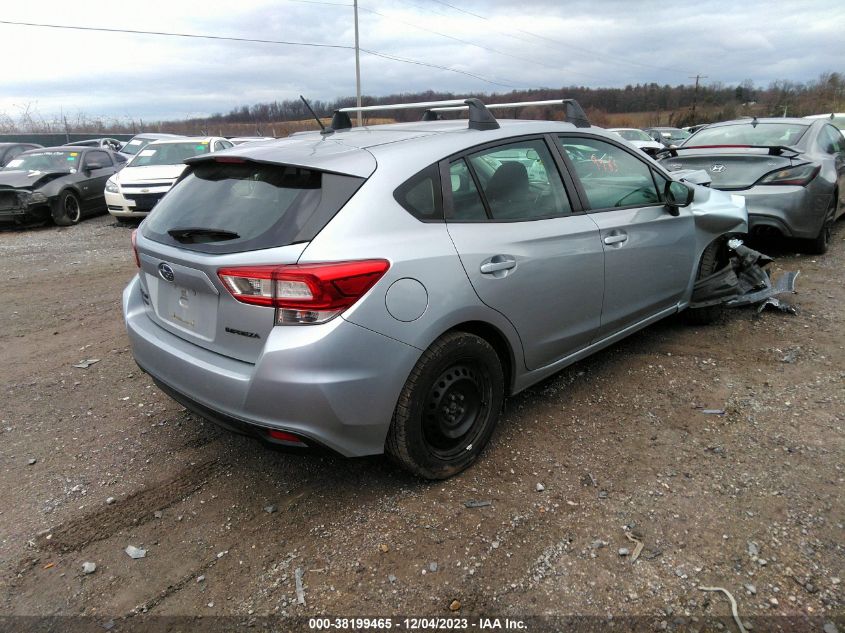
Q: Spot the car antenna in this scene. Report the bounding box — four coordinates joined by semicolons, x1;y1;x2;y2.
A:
751;116;758;128
300;95;330;135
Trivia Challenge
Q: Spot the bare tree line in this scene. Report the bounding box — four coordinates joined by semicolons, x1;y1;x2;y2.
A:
2;72;842;135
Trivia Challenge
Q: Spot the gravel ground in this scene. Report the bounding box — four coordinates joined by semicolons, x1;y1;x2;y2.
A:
0;215;842;632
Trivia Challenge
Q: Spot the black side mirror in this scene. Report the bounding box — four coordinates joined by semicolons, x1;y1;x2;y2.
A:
664;180;694;215
85;162;103;171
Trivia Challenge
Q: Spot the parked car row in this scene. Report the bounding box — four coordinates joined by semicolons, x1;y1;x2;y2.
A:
0;135;236;226
605;113;845;254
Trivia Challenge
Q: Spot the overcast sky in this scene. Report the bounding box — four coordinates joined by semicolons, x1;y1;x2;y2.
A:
1;0;843;123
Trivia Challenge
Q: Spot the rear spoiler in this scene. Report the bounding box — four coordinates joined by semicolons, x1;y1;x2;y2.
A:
658;144;800;158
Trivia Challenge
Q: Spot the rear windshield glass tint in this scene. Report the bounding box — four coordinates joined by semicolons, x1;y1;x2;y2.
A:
686;123;808;147
142;160;364;254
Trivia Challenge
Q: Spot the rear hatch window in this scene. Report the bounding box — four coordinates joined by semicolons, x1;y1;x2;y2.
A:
142;160;365;254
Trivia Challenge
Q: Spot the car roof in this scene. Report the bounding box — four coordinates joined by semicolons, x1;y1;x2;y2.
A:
130;132;183;138
190;118;613;178
646;126;685;131
703;117;812;128
804;113;845;119
147;136;224;146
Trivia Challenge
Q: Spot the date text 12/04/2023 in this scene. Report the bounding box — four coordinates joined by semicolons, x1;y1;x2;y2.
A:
308;617;527;630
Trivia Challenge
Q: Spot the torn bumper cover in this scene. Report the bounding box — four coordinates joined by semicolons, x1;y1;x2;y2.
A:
0;188;49;224
689;242;798;314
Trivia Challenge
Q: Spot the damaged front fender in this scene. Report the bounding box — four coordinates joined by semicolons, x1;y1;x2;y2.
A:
689;241;798;313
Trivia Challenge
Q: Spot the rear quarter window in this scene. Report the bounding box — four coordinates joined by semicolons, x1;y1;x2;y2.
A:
393;164;443;221
142;160;364;254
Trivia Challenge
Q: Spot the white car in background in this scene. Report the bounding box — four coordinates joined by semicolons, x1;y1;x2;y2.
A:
105;137;233;222
607;128;665;156
804;112;845;131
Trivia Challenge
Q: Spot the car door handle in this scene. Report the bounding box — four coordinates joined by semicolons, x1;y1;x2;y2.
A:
480;257;516;274
603;233;628;245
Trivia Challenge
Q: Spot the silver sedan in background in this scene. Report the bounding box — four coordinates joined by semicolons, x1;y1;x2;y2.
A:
660;117;845;253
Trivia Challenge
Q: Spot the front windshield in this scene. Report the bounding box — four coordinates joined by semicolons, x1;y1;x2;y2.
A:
615;129;652;142
128;141;210;167
2;150;81;172
658;129;691;141
684;123;809;147
121;137;156;155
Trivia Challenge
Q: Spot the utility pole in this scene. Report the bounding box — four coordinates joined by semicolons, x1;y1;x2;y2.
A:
354;0;362;127
689;74;708;121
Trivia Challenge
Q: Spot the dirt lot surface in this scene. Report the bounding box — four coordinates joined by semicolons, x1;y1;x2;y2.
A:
0;215;842;632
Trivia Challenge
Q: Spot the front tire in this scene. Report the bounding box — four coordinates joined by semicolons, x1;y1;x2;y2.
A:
51;191;82;226
683;239;727;326
386;332;504;479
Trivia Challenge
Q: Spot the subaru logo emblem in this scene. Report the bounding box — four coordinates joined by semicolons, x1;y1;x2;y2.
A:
158;263;175;282
710;164;726;173
141;188;150;193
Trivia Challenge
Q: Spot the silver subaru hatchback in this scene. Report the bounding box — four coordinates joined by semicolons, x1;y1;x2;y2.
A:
123;98;748;479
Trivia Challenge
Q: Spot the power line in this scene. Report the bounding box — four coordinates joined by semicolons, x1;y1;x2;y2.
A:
360;48;514;87
285;0;555;79
424;0;695;76
0;18;352;50
357;5;557;75
0;18;513;88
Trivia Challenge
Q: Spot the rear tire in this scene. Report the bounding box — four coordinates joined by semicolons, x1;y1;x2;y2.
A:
800;202;834;255
683;240;727;326
385;332;504;479
51;191;82;226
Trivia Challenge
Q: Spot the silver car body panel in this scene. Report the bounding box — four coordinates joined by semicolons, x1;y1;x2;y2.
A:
124;118;748;456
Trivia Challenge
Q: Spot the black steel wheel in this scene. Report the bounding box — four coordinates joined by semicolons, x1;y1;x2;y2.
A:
52;190;82;226
386;332;504;479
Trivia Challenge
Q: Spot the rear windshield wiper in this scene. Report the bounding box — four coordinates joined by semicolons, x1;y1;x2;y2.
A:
167;227;240;243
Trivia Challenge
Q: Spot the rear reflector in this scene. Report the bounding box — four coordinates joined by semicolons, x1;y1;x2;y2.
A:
131;229;140;267
267;429;307;446
218;260;390;325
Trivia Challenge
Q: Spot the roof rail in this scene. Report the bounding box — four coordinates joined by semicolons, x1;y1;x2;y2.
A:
424;99;591;128
325;97;590;133
332;98;498;132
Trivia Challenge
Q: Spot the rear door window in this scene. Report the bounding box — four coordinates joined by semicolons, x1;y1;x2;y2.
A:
447;138;572;222
142;160;364;254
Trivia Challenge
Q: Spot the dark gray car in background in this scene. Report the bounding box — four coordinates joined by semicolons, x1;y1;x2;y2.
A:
0;142;42;167
0;146;124;226
660;117;845;253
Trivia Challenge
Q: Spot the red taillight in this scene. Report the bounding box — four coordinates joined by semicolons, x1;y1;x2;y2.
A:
757;163;820;186
218;260;390;325
131;229;140;267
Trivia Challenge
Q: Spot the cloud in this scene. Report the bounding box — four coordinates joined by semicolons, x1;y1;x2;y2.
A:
0;0;842;121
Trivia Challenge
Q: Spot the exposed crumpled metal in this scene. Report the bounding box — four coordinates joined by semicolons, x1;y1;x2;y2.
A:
689;240;798;313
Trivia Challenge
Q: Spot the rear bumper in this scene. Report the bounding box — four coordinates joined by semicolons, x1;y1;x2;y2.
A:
122;275;421;457
740;185;831;239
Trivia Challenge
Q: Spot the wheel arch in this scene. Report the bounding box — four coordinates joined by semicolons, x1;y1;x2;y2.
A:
443;320;516;396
